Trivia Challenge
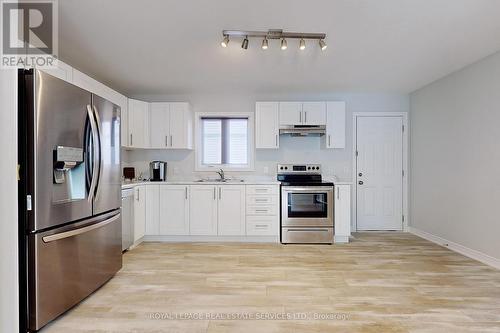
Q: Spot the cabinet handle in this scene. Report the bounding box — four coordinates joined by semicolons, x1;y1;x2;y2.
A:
130;133;133;146
337;187;340;200
256;209;268;213
275;134;278;147
170;135;173;147
165;135;168;147
219;187;222;200
255;198;268;202
185;186;188;200
213;187;216;200
305;111;307;123
328;135;331;147
299;112;302;123
136;188;140;201
255;224;268;229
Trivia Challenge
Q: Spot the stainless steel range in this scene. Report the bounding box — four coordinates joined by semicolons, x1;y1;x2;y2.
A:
278;164;334;244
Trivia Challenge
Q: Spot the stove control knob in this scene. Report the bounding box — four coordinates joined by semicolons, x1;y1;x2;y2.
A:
284;166;288;170
307;167;311;170
280;167;283;170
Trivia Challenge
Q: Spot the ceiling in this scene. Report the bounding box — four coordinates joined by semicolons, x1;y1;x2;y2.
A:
59;0;500;96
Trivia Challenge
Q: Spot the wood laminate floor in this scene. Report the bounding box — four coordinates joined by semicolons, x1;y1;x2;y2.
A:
42;233;500;333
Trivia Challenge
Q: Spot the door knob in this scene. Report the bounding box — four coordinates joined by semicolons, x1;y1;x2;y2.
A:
358;181;364;185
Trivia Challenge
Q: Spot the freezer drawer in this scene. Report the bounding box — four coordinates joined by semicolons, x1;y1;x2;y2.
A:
28;211;122;331
281;227;333;244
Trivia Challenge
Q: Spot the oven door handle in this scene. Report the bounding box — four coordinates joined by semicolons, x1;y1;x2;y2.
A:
282;187;333;193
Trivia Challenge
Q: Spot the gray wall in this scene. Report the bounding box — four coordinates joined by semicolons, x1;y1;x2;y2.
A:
410;51;500;260
125;92;409;181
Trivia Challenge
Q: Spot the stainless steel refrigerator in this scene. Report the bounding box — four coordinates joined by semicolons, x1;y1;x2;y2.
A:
18;69;122;331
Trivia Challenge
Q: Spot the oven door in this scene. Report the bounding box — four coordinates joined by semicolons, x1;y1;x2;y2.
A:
281;186;333;227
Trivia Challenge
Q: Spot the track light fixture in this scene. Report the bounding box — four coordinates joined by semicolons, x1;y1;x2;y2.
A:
220;29;327;51
299;38;306;50
242;36;249;49
319;39;327;51
280;38;287;50
221;35;229;48
261;37;268;50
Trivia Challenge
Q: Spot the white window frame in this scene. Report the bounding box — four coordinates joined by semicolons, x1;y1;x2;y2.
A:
195;111;255;172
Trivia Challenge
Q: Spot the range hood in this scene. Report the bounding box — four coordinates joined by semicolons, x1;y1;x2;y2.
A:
279;125;326;137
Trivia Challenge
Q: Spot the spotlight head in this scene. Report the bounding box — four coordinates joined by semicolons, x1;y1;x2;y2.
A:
221;35;229;48
280;38;287;50
262;37;269;50
299;39;306;50
319;39;327;51
242;36;249;49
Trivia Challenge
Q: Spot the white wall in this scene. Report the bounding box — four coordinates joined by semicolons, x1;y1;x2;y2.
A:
125;93;409;181
0;70;19;332
410;51;500;261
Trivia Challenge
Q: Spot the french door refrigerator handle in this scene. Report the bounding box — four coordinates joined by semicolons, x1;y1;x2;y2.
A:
92;105;103;201
42;213;120;243
86;105;99;202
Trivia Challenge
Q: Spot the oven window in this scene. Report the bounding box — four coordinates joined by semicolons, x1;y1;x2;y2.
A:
287;193;328;218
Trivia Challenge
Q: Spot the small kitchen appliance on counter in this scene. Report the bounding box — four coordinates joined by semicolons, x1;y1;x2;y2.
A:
278;164;334;244
149;161;167;181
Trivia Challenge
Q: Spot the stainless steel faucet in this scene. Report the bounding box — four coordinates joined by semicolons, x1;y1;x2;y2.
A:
216;168;225;180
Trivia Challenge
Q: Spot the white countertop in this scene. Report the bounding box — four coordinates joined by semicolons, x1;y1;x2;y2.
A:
122;179;281;189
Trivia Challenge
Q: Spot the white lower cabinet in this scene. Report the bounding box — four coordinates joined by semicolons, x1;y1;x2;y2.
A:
159;185;189;235
189;185;218;235
145;185;160;235
218;185;246;236
334;184;351;243
133;185;146;242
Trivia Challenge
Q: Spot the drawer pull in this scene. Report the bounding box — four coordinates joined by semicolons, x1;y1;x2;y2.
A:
255;224;268;228
255;198;268;202
255;209;268;213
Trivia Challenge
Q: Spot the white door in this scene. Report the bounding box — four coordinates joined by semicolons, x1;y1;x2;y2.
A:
279;102;302;125
189;185;218;235
255;102;279;149
326;101;346;149
302;102;326;125
356;116;403;230
150;103;170;148
133;186;146;242
145;185;160;235
128;99;149;148
159;185;189;235
169;102;189;149
217;185;246;236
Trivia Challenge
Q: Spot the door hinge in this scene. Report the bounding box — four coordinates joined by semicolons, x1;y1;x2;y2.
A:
27;195;32;211
402;169;405;177
402;214;405;222
402;125;405;132
355;150;358;157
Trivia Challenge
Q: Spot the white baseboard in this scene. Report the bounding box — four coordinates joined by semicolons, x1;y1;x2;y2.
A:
409;227;500;270
334;235;349;243
143;235;279;243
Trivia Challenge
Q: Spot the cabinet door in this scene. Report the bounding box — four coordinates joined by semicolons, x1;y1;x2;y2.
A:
189;185;218;235
169;102;192;149
120;95;129;147
128;99;149;148
334;185;351;242
159;185;189;235
302;102;326;125
255;102;279;149
145;185;160;235
133;186;146;242
326;101;346;149
279;102;302;125
150;103;170;148
218;185;246;236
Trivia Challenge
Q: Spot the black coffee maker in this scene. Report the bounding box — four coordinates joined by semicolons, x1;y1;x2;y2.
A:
149;161;167;181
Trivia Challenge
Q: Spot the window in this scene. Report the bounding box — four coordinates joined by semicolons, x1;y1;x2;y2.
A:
196;113;254;171
202;117;248;165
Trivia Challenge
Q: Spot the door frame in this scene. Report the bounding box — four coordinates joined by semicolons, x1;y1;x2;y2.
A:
351;112;409;232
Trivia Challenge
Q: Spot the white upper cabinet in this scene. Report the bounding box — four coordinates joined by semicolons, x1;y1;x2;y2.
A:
279;102;302;125
128;99;150;148
326;101;346;149
169;102;193;149
149;102;193;150
150;103;170;148
159;185;189;235
302;102;326;125
255;102;279;149
189;185;218;235
218;185;246;236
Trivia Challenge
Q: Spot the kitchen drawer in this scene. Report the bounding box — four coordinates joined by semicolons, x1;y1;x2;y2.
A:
281;227;333;244
246;205;278;216
246;195;278;206
246;185;278;196
246;216;278;236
